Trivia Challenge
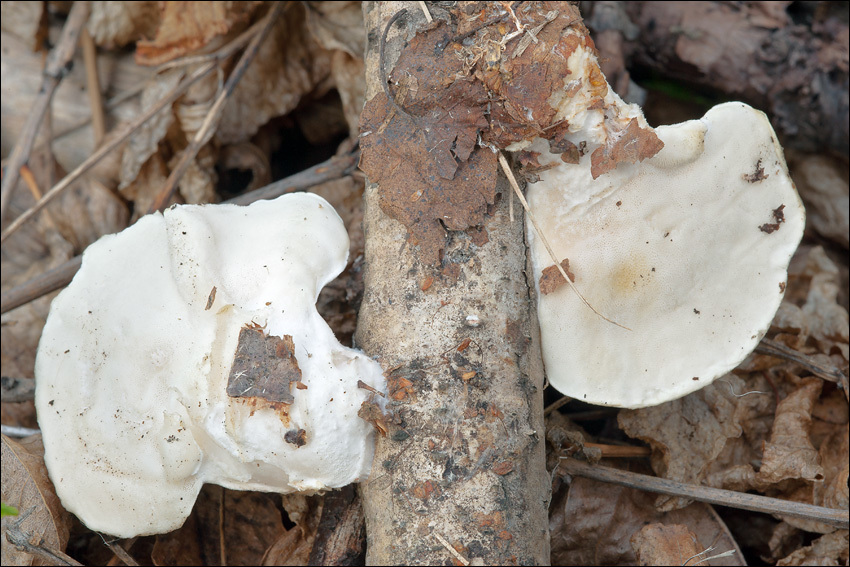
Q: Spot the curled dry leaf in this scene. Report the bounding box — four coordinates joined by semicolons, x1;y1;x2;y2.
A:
87;1;160;49
216;3;334;144
757;379;824;487
0;1;46;51
135;1;263;66
630;523;703;567
118;68;183;191
618;374;761;511
549;460;742;566
776;529;849;566
303;1;364;58
787;153;849;249
1;435;71;567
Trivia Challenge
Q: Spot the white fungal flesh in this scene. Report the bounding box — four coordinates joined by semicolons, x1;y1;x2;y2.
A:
35;193;387;537
528;102;805;408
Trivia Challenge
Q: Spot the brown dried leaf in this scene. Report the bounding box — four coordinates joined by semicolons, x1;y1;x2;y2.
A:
800;247;849;360
816;425;849;512
331;51;366;138
303;1;364;58
630;523;703;567
777;530;849;566
152;511;204;566
217;3;333;144
550;460;742;566
618;374;762;511
119;68;183;191
0;1;46;51
1;435;71;567
87;1;160;49
788;153;849;249
223;492;286;567
590;118;665;179
262;526;313;566
135;1;263;66
539;258;575;295
227;327;302;404
120;151;171;220
757;378;824;486
262;494;321;565
157;486;285;566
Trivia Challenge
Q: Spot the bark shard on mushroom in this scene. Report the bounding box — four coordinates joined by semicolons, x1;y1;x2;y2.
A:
34;193;387;538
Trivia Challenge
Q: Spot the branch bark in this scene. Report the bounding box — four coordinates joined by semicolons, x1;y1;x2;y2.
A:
355;2;550;564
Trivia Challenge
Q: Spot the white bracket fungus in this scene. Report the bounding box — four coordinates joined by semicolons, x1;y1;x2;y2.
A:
35;193;387;538
525;40;805;408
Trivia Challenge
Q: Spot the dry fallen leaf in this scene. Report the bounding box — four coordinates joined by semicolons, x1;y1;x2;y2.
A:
757;378;824;487
618;374;760;511
1;435;71;567
153;486;285;566
0;1;46;51
549;460;742;566
787;152;849;250
777;529;849;566
135;1;263;66
630;523;704;567
87;1;160;49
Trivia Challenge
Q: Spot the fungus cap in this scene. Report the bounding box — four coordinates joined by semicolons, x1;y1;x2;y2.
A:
527;101;805;408
35;193;387;537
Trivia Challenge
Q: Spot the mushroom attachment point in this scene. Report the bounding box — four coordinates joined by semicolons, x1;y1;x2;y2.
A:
527;100;805;408
35;193;387;537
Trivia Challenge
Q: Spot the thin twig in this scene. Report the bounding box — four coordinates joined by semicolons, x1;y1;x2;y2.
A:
1;256;82;314
1;150;359;315
432;532;469;566
417;1;433;22
756;337;847;393
0;1;91;226
18;165;57;230
582;442;651;458
1;425;41;438
148;1;286;213
103;539;139;567
1;61;218;244
559;458;849;529
81;28;106;147
497;152;630;330
4;508;83;566
543;395;571;416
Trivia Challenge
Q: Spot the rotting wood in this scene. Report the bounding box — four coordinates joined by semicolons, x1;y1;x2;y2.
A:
355;2;551;564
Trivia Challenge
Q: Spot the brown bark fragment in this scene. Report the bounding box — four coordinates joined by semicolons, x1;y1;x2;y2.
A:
539;258;576;295
226;326;302;404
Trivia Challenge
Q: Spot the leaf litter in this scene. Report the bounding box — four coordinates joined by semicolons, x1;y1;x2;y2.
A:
1;2;847;565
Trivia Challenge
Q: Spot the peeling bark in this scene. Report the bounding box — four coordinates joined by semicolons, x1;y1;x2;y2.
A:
355;2;551;564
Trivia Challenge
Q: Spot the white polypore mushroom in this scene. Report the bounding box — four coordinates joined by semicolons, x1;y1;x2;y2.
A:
523;41;805;408
35;193;387;537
